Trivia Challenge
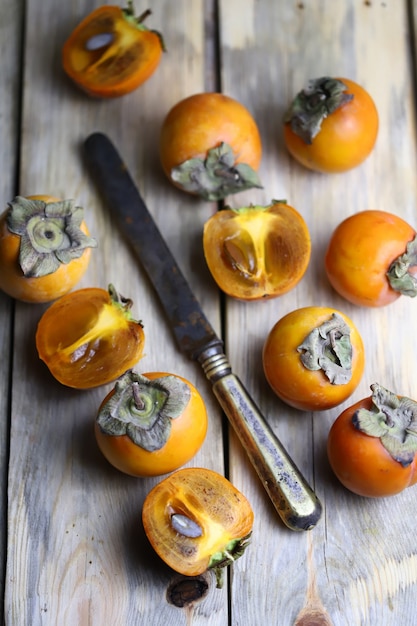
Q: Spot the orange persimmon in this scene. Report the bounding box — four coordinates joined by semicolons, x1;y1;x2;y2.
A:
142;467;254;587
95;370;208;477
62;3;164;98
325;210;417;307
203;200;311;300
328;383;417;497
0;195;96;303
159;92;262;200
283;77;378;173
263;306;365;411
36;285;145;389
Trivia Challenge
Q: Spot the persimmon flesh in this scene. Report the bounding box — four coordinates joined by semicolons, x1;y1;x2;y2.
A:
142;467;253;587
36;285;145;389
203;201;311;300
62;4;164;98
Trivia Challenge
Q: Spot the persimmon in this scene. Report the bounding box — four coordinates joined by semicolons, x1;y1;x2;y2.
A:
327;383;417;497
142;467;253;587
263;306;365;411
62;3;164;98
159;92;262;200
325;210;417;307
283;77;378;173
0;195;96;303
95;370;208;477
36;285;145;389
203;200;311;300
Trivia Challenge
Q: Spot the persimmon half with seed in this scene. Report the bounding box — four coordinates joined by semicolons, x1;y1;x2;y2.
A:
95;370;208;477
203;200;311;300
36;285;145;389
142;467;254;588
62;3;165;98
0;195;96;303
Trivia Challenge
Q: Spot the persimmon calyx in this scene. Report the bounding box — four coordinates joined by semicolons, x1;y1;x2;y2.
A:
297;313;352;385
170;142;262;201
284;77;353;144
6;196;97;277
386;234;417;297
209;532;252;589
96;370;191;451
353;383;417;467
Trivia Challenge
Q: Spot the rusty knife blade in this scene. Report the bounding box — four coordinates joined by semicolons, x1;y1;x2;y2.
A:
84;132;322;531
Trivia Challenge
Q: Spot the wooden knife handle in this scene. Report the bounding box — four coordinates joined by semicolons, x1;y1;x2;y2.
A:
198;348;322;531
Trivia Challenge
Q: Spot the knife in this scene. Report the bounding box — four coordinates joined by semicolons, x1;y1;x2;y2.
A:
84;132;322;531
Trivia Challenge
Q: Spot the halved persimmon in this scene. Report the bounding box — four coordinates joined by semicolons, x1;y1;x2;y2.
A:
62;3;164;98
0;195;96;303
203;200;311;300
36;285;145;389
95;370;208;477
159;92;262;200
142;467;254;587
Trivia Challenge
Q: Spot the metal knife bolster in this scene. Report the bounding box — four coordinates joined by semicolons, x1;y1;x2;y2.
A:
84;132;322;531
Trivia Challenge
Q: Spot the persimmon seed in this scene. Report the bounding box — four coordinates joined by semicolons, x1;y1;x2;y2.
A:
85;33;114;51
171;514;203;538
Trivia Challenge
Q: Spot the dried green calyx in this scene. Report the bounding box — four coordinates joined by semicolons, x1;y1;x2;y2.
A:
208;532;252;589
7;196;97;278
96;370;191;451
171;142;262;201
297;313;352;385
386;234;417;297
353;383;417;466
284;77;353;144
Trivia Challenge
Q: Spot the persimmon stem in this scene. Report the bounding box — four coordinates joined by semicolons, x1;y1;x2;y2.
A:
132;382;145;411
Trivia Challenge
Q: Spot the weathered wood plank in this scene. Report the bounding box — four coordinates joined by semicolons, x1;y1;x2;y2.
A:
0;0;25;618
5;1;226;624
219;1;417;625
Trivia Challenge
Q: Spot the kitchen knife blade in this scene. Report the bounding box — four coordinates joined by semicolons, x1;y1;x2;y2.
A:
84;132;322;531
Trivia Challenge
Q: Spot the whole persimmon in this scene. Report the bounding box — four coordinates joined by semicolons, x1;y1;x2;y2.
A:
263;306;365;411
325;210;417;307
159;92;262;200
95;370;208;477
283;77;378;173
328;383;417;497
0;195;96;303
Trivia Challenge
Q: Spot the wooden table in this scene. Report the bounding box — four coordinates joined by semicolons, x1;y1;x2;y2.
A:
2;1;417;624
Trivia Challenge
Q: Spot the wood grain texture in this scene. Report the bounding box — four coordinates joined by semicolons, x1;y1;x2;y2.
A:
0;0;24;619
3;1;417;625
